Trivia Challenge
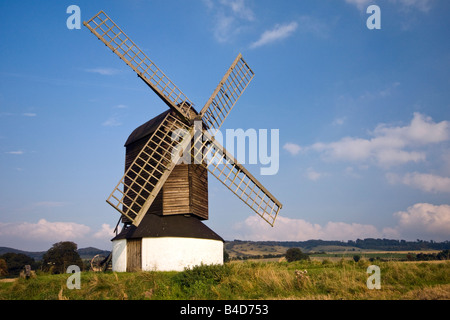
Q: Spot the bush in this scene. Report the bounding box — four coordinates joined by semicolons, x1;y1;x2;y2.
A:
175;263;231;288
285;248;309;262
353;255;361;262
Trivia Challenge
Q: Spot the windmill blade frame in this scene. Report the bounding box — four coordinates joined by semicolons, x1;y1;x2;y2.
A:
200;53;255;137
106;112;193;226
192;130;282;227
83;11;196;122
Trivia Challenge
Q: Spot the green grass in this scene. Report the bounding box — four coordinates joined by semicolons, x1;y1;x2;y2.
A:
1;260;449;300
310;252;410;261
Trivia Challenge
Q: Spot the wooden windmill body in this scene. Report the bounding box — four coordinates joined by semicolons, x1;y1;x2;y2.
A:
84;11;282;272
112;111;219;272
124;110;209;221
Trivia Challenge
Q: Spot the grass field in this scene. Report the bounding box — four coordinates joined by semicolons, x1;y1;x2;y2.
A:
224;240;444;262
308;250;439;261
1;259;449;300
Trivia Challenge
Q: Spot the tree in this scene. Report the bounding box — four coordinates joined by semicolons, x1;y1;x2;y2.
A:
437;250;450;260
0;259;7;277
0;253;37;276
223;249;230;263
42;241;83;274
285;248;309;262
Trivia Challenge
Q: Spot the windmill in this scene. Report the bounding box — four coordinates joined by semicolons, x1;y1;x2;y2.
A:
84;11;282;272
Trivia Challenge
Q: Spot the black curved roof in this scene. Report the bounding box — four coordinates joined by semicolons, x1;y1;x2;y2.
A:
124;109;171;147
111;214;224;242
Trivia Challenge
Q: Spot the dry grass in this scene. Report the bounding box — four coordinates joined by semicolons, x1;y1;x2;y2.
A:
401;284;450;300
1;260;449;300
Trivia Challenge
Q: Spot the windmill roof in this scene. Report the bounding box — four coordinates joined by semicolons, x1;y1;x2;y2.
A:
111;214;224;242
124;109;171;147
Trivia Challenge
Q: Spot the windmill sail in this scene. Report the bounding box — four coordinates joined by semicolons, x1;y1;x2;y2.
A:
86;11;283;228
192;130;282;227
84;11;195;121
106;112;193;226
200;53;254;136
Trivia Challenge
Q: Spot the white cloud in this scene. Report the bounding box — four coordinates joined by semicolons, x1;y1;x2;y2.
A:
332;117;346;126
359;82;401;100
344;166;362;178
205;0;254;43
379;82;401;97
250;21;298;49
387;172;450;193
233;202;450;242
308;113;449;167
373;112;448;145
220;0;255;21
0;220;117;251
283;142;302;155
5;151;24;155
0;219;91;242
234;215;383;241
0;112;37;118
297;15;330;39
202;0;213;9
93;224;115;240
306;167;326;181
393;203;450;240
85;68;121;76
345;0;372;10
213;13;235;43
102;115;122;127
392;0;433;12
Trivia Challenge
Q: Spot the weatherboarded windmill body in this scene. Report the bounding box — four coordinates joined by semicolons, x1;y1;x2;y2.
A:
84;11;282;272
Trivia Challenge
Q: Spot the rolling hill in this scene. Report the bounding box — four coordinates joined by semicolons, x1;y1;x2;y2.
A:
1;238;448;261
0;247;110;261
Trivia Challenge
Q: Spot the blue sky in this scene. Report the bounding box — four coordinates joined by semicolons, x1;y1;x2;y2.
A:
1;0;449;251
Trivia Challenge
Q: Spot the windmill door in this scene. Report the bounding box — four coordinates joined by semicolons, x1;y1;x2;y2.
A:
127;239;142;272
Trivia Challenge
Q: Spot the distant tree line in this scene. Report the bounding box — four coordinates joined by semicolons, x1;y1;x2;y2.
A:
0;241;84;277
406;250;450;261
229;253;285;261
0;253;39;277
230;238;450;251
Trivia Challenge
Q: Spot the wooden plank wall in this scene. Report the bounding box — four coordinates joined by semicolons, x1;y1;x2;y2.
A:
189;164;208;220
162;164;190;215
125;134;208;221
126;239;142;272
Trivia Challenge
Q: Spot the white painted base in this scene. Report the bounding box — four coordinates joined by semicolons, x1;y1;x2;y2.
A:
111;239;127;272
112;237;223;272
